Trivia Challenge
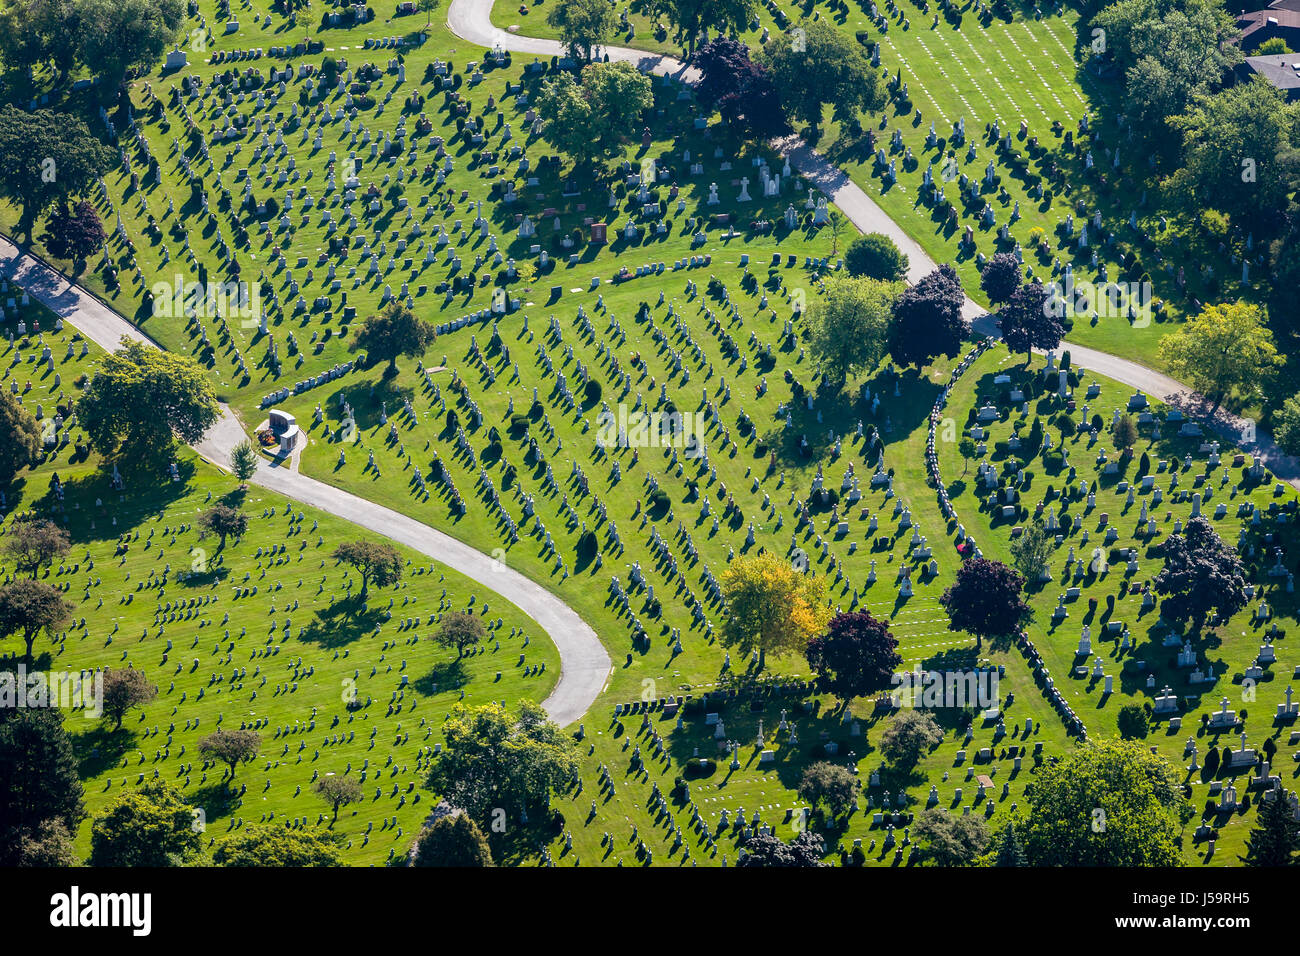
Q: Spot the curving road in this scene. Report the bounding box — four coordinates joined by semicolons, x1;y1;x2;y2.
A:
447;0;1300;488
0;235;612;728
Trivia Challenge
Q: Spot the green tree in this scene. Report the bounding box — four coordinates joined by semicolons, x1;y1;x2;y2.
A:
198;503;248;553
88;782;202;866
845;233;909;282
197;728;261;788
411;812;494;866
434;610;485;659
989;820;1028;867
313;774;363;825
1273;395;1300;459
417;0;440;27
0;0;83;80
958;436;976;477
759;20;885;136
1113;413;1138;453
352;302;436;377
214;826;342;866
424;701;579;826
735;830;826;866
0;578;72;662
797;761;859;818
13;818;78;866
720;551;831;671
1008;524;1052;582
806;275;900;386
630;0;756;55
2;516;69;578
229;440;258;487
0;705;84;867
1243;791;1300;866
332;539;403;600
878;710;943;767
546;0;616;65
100;667;158;729
77;0;185;93
77;338;220;459
537;61;654;173
1117;703;1149;739
0;388;42;486
0;106;114;240
1257;37;1293;55
1021;739;1192;865
1170;78;1299;235
913;807;990;866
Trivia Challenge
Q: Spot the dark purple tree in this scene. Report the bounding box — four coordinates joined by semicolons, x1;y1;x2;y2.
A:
998;280;1064;364
805;610;901;705
1153;516;1248;629
41;200;104;263
888;264;968;369
694;37;786;139
979;251;1021;305
939;557;1031;651
735;830;826;867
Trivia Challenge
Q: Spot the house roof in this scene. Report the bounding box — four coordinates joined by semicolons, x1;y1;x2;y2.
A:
1243;53;1300;89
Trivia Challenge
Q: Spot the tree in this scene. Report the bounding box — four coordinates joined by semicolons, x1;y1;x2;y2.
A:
0;389;42;486
230;440;258;487
2;516;70;578
999;281;1063;364
351;302;435;377
845;233;909;282
990;820;1027;867
1243;791;1300;866
693;37;786;138
0;107;113;240
888;264;968;369
0;0;83;81
806;275;900;386
804;610;901;705
979;252;1022;305
13;818;78;866
214;826;342;866
878;710;943;767
759;20;885;136
939;558;1031;652
1273;394;1300;459
198;503;248;553
720;551;830;671
433;610;485;659
76;0;185;93
546;0;615;65
1152;516;1248;629
424;701;579;826
1158;302;1278;415
41;200;105;263
410;812;494;866
1170;77;1298;235
417;0;440;28
735;830;826;867
1008;524;1052;582
913;807;990;866
1117;703;1149;740
198;728;261;788
630;0;756;56
537;61;653;172
88;782;202;866
1020;739;1191;866
0;579;72;662
797;761;859;818
958;436;976;477
0;705;84;867
313;774;363;825
1112;412;1139;453
332;539;403;601
100;667;158;729
77;338;220;459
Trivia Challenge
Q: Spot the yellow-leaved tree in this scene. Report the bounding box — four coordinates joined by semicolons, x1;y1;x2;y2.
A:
1158;302;1279;414
721;551;831;671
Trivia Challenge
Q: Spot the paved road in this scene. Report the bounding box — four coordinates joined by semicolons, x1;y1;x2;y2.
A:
447;0;1300;488
0;236;612;728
